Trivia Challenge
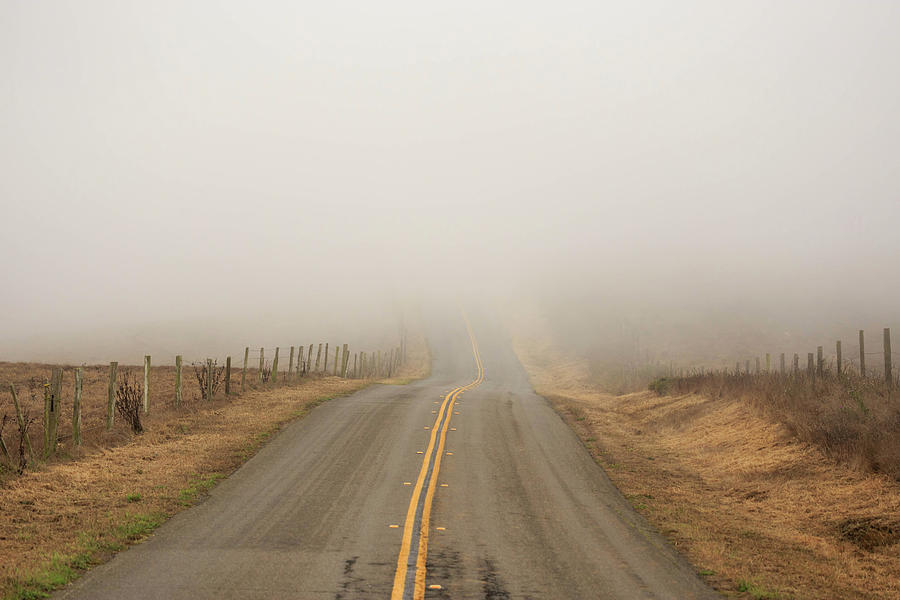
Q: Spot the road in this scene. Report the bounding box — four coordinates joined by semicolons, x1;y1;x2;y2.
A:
57;312;717;599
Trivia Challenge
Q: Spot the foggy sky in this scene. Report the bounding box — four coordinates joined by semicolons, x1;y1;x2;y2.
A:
2;1;899;363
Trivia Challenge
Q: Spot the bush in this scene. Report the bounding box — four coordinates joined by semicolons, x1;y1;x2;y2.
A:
192;360;225;399
648;377;672;396
115;372;143;433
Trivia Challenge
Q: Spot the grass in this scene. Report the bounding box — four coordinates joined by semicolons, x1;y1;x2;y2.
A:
652;368;900;480
737;578;780;599
177;473;225;506
5;512;165;600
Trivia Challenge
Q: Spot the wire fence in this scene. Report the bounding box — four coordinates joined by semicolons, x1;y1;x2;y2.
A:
0;338;410;472
664;327;898;390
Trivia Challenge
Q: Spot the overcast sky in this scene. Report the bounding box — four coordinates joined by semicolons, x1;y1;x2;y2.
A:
2;1;899;361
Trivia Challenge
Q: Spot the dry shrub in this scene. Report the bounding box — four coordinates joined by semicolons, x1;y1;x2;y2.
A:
259;361;272;383
115;371;143;433
657;370;900;479
192;360;225;399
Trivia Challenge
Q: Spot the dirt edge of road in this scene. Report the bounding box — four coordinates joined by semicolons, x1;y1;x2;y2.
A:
509;324;900;600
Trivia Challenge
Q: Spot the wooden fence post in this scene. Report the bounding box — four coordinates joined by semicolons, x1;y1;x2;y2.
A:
107;361;118;430
817;346;824;375
206;359;213;400
176;355;183;407
836;341;842;376
225;356;232;395
884;328;892;388
324;343;329;373
807;353;815;379
307;344;314;374
10;385;34;464
45;368;62;457
755;357;760;374
299;345;305;377
765;353;770;372
744;360;750;375
780;353;786;375
316;343;323;372
258;347;265;383
342;344;349;377
859;330;866;376
288;346;295;379
241;347;249;392
353;353;358;378
793;353;799;373
143;355;151;414
43;378;51;455
73;367;83;447
735;362;740;375
272;347;280;385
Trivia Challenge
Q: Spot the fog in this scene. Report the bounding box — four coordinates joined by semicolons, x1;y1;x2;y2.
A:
2;1;899;365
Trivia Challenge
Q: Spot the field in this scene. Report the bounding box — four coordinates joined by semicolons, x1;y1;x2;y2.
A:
1;361;236;462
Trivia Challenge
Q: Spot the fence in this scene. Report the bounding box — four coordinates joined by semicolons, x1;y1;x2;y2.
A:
0;336;410;472
666;327;899;390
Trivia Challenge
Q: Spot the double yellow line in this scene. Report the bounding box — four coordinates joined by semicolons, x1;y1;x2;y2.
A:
390;318;485;600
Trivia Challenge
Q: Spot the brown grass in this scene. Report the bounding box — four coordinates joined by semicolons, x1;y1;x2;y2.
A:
509;318;900;600
656;370;900;481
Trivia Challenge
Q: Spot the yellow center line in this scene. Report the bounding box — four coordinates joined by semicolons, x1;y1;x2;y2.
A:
391;315;485;600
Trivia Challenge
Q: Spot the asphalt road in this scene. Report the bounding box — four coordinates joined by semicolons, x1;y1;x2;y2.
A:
57;312;718;600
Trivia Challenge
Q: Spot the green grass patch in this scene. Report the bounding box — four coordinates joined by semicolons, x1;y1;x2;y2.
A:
177;473;225;506
125;493;141;503
4;512;165;600
736;578;781;599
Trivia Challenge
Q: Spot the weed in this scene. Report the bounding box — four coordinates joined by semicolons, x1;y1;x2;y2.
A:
125;493;141;503
177;473;224;506
735;578;779;599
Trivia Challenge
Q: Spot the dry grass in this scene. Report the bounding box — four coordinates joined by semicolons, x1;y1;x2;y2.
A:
0;334;431;599
656;370;900;481
509;319;900;600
